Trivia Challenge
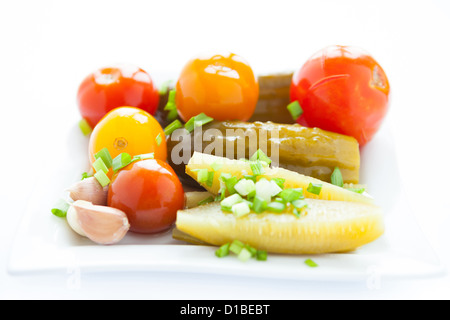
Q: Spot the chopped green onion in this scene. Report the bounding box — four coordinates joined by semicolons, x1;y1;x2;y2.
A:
216;240;268;262
159;80;174;95
94;170;111;187
238;247;252;262
292;199;308;210
215;243;230;258
211;161;223;171
252;196;268;213
232;202;251;217
331;167;344;187
245;244;257;257
255;178;272;203
279;188;303;203
346;187;366;194
164;89;177;111
234;179;256;197
94;148;113;169
307;183;322;196
197;169;214;187
196;169;209;183
269;180;283;197
250;149;272;165
164;119;184;136
206;171;214;187
51;199;70;218
166;109;178;122
247;189;256;201
292;208;300;218
185;113;214;133
250;161;265;176
132;153;154;161
229;240;245;255
221;175;239;195
112;153;132;172
287;100;303;121
274;197;284;203
78;118;92;136
256;250;268;261
221;194;243;212
81;172;93;180
198;196;214;206
267;201;286;213
305;259;319;268
164;89;178;121
219;172;232;181
215;191;226;202
155;133;162;146
271;178;285;189
244;175;257;183
92;157;109;175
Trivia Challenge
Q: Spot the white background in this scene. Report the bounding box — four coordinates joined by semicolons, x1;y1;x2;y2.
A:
1;0;449;299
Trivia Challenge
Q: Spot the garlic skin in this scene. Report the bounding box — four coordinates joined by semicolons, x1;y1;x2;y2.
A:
72;200;130;245
68;177;108;206
66;205;86;237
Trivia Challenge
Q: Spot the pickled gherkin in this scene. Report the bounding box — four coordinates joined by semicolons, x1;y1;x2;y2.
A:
249;72;295;124
166;120;360;187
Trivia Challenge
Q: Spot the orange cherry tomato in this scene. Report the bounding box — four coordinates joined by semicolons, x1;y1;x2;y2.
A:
290;45;390;146
108;159;184;234
89;107;167;165
175;52;259;122
77;64;159;128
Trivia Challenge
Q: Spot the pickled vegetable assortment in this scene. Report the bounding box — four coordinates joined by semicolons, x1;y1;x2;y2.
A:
53;46;388;260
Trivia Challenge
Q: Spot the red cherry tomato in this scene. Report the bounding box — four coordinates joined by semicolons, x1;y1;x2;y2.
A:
290;45;390;146
77;64;160;128
107;159;184;234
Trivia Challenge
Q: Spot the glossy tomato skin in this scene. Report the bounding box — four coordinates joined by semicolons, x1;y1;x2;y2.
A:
88;107;167;166
290;45;390;146
77;64;160;128
176;52;259;122
108;159;184;234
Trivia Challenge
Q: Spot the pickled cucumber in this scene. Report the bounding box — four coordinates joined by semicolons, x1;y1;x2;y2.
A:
167;120;360;187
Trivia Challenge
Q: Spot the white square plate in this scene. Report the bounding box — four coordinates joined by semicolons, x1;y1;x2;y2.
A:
7;118;445;281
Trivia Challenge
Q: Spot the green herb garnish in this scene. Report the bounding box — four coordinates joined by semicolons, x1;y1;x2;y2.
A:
305;259;319;268
79;118;92;136
287;100;303;121
250;149;272;165
307;183;322;195
94;148;113;169
184;113;214;133
250;161;265;176
164;89;178;121
198;196;215;206
94;170;110;187
112;153;133;172
164;119;184;136
331;167;344;187
92;157;109;175
51;199;70;218
215;243;230;258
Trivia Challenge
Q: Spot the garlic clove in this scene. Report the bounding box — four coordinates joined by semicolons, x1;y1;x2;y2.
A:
67;177;109;206
72;200;130;245
66;205;86;237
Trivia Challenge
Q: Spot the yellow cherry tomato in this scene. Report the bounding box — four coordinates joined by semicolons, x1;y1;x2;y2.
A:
89;107;167;165
175;52;259;122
